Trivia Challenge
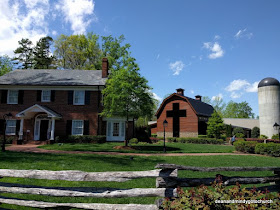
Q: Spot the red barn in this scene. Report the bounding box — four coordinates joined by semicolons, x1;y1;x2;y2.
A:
152;88;214;138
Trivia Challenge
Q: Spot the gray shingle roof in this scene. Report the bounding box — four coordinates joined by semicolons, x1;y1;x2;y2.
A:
0;69;107;86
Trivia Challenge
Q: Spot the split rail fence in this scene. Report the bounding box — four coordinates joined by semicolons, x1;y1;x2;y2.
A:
0;164;279;209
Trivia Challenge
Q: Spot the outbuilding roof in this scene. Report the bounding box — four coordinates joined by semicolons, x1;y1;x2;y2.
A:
0;69;107;86
155;93;214;117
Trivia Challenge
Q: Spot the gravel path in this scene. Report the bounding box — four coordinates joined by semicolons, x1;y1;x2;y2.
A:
6;144;258;157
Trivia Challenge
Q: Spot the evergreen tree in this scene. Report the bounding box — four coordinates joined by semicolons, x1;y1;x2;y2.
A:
13;38;34;69
251;127;260;138
206;111;224;139
34;36;55;69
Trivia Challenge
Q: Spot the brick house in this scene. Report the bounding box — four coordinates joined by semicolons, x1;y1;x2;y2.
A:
151;88;214;138
0;58;133;143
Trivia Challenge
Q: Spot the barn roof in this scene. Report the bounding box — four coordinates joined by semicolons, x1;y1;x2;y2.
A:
155;93;214;117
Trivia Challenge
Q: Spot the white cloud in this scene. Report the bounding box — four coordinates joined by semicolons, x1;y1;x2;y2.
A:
169;60;185;76
234;28;253;39
52;30;58;36
190;90;194;94
0;0;49;56
214;35;220;40
245;81;259;93
56;0;96;34
203;42;224;59
211;93;223;101
225;79;250;92
152;92;162;101
225;79;259;99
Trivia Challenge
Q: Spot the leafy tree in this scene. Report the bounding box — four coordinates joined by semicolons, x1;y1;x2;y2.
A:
0;55;13;76
13;38;34;69
206;111;224;139
202;96;226;117
223;101;254;118
251;127;260;138
102;63;154;146
33;36;55;69
225;124;233;137
54;33;101;70
233;127;245;138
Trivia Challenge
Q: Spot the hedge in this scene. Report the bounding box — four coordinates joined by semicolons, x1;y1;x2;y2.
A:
0;136;15;144
255;143;280;157
233;140;258;153
245;138;280;144
149;137;224;144
56;135;106;144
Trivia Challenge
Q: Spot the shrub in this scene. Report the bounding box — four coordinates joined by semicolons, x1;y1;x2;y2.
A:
255;143;280;157
251;126;260;138
197;135;207;138
162;181;280;210
65;135;106;144
259;134;268;139
233;127;245;138
271;134;279;140
129;138;138;144
176;137;224;144
234;140;258;153
0;136;15;144
151;133;157;138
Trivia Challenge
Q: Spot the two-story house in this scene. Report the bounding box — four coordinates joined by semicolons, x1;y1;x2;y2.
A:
0;58;134;143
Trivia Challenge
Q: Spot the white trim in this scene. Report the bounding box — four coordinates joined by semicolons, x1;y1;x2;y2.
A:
73;90;85;105
41;90;51;102
0;85;105;91
106;118;126;141
5;120;17;135
7;90;18;104
72;120;84;135
34;114;51;141
16;104;61;119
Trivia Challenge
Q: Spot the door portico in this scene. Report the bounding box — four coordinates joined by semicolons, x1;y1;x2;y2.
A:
16;104;61;141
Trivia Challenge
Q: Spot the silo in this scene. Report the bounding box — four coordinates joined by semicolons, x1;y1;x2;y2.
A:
258;77;280;138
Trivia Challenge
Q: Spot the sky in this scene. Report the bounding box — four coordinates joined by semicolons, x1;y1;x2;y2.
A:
1;0;280;116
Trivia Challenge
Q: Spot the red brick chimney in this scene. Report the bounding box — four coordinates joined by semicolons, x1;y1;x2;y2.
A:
176;88;184;96
102;58;109;78
195;95;202;101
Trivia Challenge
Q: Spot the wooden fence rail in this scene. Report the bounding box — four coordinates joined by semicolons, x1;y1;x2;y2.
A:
0;165;279;209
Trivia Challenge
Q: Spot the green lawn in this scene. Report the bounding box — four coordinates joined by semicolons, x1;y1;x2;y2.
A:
0;151;279;209
39;142;235;153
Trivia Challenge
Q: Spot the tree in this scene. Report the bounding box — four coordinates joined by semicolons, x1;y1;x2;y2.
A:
0;55;13;76
225;124;233;137
102;63;154;146
233;127;245;138
202;96;226;117
13;38;34;69
251;127;260;138
223;101;254;118
206;111;224;139
54;33;101;70
34;36;55;69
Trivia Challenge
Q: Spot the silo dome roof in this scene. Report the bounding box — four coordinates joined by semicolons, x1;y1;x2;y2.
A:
258;77;280;88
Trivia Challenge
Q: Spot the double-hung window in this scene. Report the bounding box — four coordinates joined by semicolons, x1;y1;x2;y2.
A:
8;90;18;104
6;120;16;135
72;120;84;135
41;90;51;102
74;91;85;105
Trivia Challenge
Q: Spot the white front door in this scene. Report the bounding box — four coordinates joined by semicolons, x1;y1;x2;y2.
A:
107;120;125;141
34;119;41;140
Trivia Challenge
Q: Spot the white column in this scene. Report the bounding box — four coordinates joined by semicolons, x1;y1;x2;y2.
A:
50;118;55;140
19;118;24;140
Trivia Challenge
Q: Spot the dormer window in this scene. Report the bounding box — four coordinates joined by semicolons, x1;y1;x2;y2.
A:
8;90;18;104
74;90;85;105
41;90;51;102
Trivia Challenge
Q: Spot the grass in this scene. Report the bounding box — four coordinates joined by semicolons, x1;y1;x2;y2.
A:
39;142;235;153
0;150;280;209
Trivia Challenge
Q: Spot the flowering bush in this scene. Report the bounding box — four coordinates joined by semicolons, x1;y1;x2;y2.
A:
161;179;280;209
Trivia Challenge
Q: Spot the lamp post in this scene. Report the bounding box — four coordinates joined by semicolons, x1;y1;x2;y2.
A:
273;122;280;140
2;113;13;152
163;119;168;153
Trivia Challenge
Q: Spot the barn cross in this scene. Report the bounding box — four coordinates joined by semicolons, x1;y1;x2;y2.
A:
166;103;186;137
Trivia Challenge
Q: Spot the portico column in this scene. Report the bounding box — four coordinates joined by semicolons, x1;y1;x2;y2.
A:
50;118;55;140
19;118;24;140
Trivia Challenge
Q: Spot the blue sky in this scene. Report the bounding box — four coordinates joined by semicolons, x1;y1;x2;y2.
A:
1;0;280;116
